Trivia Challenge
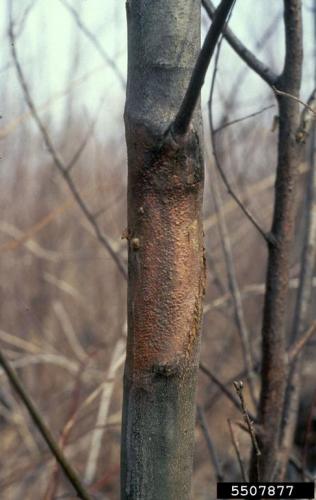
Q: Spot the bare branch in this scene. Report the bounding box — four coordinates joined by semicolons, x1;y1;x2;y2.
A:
53;302;87;363
8;15;127;280
13;0;39;38
199;364;313;480
59;0;125;90
204;276;316;313
0;64;105;139
197;406;224;482
204;162;308;233
227;418;248;481
251;0;303;482
233;381;261;480
207;41;259;398
202;0;278;87
0;221;59;262
0;348;92;500
214;105;275;134
199;363;257;421
66;101;104;172
287;452;315;482
301;388;316;480
272;86;316;117
296;87;316;143
288;321;316;363
208;42;272;244
209;164;257;406
172;0;235;136
84;337;125;484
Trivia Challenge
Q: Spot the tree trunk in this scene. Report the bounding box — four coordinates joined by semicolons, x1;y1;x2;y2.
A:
121;1;205;499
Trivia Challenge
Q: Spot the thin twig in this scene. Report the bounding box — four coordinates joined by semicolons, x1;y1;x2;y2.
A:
66;101;104;172
84;338;126;484
0;348;92;500
209;161;258;406
44;366;86;500
199;363;257;422
172;0;236;136
197;405;224;481
272;86;316;117
227;418;248;481
53;301;87;363
59;0;125;89
8;14;127;280
13;0;39;38
214;105;275;134
302;388;316;480
204;276;316;313
208;40;272;244
202;0;278;87
290;451;315;482
208;39;260;408
233;380;261;480
296;86;316;143
0;63;106;139
199;364;313;481
287;320;316;363
204;162;308;233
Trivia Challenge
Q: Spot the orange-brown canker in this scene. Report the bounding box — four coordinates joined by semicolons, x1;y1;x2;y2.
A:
126;131;205;383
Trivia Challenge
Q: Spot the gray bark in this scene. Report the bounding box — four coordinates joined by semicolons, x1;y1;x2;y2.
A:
121;2;205;498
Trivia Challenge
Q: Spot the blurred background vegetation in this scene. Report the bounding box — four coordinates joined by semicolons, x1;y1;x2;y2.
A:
0;1;315;498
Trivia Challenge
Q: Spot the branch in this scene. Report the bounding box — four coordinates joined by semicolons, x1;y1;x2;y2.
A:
208;42;273;245
171;0;235;136
301;388;316;480
296;87;316;143
204;162;309;233
8;15;127;280
214;104;275;134
59;0;125;90
13;0;39;38
199;363;256;422
251;0;303;482
207;40;259;399
199;362;315;481
84;338;125;484
272;86;316;117
202;0;278;87
287;321;316;363
0;348;92;500
233;381;261;480
44;366;86;500
0;64;105;139
66;102;104;172
197;405;224;482
209;164;257;406
227;418;248;481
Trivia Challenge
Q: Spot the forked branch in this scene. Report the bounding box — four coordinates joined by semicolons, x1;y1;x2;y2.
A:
202;0;278;87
